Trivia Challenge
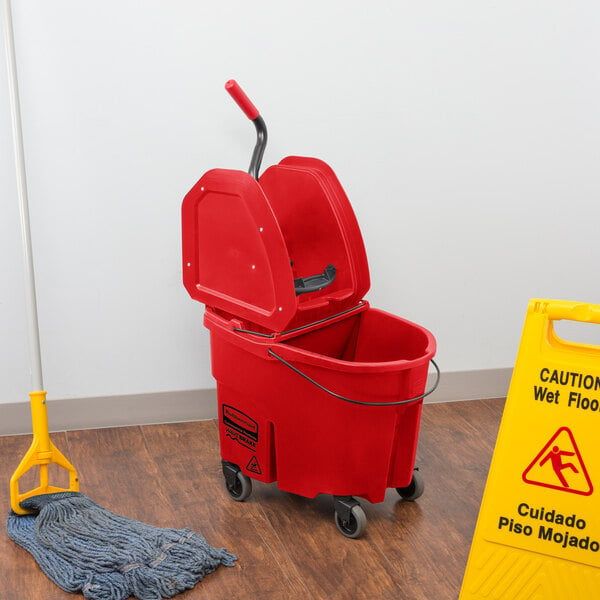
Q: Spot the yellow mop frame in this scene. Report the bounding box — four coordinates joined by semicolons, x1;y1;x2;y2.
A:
9;392;79;515
3;0;79;515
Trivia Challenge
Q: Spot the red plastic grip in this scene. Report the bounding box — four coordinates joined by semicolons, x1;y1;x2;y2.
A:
225;79;260;120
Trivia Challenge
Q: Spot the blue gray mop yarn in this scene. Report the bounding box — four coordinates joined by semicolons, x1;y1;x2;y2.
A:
6;492;236;600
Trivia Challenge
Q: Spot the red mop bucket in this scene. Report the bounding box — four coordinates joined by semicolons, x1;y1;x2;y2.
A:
182;81;438;537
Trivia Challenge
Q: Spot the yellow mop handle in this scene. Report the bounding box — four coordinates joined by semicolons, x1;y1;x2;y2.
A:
9;391;79;515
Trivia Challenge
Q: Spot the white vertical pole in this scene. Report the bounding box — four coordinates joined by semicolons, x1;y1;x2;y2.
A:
2;0;44;392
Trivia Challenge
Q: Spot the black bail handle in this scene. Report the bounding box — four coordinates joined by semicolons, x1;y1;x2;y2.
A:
268;349;440;407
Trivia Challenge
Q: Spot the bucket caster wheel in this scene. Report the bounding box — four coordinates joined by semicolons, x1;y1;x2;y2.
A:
396;469;424;501
333;496;367;539
222;461;252;502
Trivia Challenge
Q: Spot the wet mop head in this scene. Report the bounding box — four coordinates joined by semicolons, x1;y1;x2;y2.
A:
6;492;236;600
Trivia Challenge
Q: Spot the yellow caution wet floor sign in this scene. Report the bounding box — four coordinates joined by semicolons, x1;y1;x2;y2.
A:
460;299;600;599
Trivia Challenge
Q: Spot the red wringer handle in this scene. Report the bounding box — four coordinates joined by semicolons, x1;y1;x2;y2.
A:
225;79;260;120
224;79;267;179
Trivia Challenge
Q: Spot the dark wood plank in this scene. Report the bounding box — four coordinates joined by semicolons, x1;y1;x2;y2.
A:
0;398;506;600
63;426;168;523
249;484;406;599
139;421;313;600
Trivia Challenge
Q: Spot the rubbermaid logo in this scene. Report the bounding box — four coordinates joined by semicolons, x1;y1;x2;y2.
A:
222;405;258;442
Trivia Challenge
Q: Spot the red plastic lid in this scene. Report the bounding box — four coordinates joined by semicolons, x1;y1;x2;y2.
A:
182;157;370;332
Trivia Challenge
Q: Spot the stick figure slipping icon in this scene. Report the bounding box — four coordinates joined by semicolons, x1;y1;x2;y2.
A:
539;445;579;488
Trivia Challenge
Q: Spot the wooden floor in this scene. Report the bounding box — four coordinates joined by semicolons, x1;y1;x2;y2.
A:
0;398;505;600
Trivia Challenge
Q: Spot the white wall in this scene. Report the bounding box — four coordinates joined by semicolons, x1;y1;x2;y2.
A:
2;1;599;404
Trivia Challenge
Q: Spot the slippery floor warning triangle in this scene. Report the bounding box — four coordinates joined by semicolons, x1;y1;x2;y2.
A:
522;426;593;496
246;456;262;475
460;300;600;600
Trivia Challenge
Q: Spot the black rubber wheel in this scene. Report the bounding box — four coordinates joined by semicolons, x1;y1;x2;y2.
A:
225;470;252;502
334;504;367;539
396;469;424;501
